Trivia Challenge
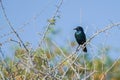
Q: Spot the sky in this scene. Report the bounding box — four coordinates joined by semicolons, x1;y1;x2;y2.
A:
0;0;120;59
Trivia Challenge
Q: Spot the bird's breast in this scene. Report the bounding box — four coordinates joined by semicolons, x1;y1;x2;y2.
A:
75;31;81;35
75;31;86;44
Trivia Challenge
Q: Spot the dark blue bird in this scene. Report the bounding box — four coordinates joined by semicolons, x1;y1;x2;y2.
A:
74;26;87;52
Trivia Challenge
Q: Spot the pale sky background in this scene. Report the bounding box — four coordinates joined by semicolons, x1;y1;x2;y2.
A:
0;0;120;59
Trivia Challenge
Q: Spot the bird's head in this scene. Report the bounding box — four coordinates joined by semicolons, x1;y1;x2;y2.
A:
74;26;84;32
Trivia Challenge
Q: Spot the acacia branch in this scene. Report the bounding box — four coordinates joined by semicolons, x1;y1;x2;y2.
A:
100;55;120;80
86;22;120;44
82;71;97;80
52;41;80;79
50;22;120;76
0;0;29;52
38;0;63;47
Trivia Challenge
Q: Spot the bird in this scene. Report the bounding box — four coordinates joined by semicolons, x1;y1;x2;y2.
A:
74;26;87;52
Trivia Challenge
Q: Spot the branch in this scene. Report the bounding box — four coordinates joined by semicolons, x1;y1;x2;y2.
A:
77;22;120;52
52;41;80;79
81;71;97;80
100;55;120;80
87;22;120;44
0;1;54;39
50;22;120;77
0;0;29;52
38;0;63;47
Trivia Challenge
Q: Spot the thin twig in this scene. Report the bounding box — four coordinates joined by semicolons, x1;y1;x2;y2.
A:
83;52;87;80
0;71;5;80
0;0;29;52
50;22;120;78
38;0;63;47
52;41;80;79
81;71;97;80
100;55;120;80
86;22;120;44
0;0;54;40
9;38;21;47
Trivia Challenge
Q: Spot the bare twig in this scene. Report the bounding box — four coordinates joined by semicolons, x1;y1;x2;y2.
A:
0;71;5;80
106;56;120;73
100;55;120;80
0;0;54;40
82;71;97;80
49;22;120;79
9;38;21;47
38;0;63;47
83;52;87;79
0;47;7;67
0;0;29;52
86;22;120;44
77;22;120;54
52;41;80;79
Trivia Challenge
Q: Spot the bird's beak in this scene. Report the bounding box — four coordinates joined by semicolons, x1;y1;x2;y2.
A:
73;28;76;30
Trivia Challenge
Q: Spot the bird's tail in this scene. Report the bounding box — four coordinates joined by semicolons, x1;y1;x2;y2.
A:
83;47;87;52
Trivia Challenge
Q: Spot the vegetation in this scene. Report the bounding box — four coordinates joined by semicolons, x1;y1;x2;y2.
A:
0;35;120;80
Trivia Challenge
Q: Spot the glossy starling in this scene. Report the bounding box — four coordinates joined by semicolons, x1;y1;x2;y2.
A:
74;26;87;52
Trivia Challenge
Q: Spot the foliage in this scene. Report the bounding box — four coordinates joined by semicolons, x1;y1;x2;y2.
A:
0;36;120;80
